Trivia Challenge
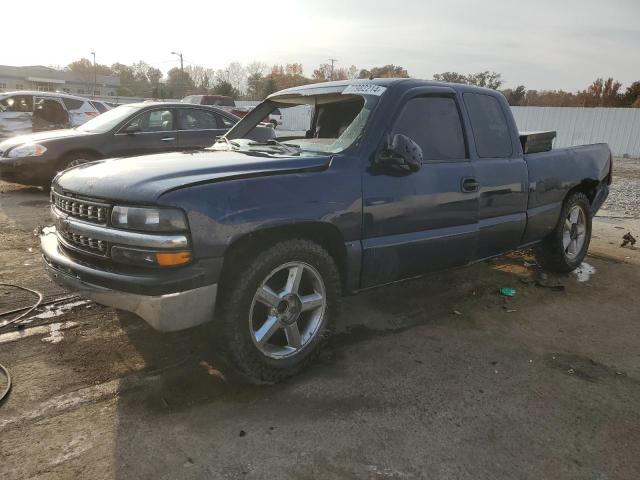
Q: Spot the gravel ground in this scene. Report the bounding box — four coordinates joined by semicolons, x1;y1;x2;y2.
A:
601;157;640;217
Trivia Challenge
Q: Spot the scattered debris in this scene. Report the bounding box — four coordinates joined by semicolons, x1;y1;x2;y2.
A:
621;232;636;248
452;310;462;316
239;430;247;437
499;287;517;297
573;263;596;282
536;282;566;292
523;261;538;267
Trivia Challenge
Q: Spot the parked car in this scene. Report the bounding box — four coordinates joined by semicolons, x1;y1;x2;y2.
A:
0;102;274;187
268;108;283;128
0;91;103;140
182;95;235;107
88;100;113;114
41;79;611;383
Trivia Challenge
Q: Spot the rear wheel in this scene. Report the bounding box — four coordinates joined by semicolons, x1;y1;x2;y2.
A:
535;192;591;273
218;239;340;383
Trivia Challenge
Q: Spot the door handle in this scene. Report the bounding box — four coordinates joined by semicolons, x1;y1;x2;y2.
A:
160;137;175;142
461;177;480;193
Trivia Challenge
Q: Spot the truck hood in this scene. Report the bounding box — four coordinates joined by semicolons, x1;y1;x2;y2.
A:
53;149;332;203
0;129;91;149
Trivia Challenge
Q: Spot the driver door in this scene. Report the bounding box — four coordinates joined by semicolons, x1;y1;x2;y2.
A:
361;92;479;288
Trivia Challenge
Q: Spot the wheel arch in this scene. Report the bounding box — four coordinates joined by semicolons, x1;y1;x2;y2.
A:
566;178;600;205
221;222;350;292
57;149;103;169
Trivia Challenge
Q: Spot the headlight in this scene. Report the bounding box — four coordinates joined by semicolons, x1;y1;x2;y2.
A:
111;206;188;232
7;143;47;158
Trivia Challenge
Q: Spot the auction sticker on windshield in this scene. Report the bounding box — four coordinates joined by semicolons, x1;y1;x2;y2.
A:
342;84;387;96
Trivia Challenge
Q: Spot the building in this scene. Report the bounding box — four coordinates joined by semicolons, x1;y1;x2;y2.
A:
0;65;120;96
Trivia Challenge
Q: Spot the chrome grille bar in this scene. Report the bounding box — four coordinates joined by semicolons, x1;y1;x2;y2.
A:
52;190;109;224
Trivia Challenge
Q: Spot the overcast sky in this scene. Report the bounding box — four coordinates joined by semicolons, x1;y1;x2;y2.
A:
4;0;639;91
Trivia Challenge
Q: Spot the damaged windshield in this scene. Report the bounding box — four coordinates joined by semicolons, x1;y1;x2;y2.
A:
222;85;384;155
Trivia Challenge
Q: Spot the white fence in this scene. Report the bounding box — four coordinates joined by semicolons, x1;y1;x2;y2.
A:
512;107;640;158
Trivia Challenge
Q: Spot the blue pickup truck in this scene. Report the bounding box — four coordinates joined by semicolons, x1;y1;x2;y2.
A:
40;79;612;382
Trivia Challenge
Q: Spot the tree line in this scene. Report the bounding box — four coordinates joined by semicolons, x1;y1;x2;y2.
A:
63;58;639;107
430;71;639;107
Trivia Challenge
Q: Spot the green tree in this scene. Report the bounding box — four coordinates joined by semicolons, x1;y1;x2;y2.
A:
625;81;640;107
502;85;527;105
433;72;468;84
358;65;409;79
211;80;239;98
166;67;195;98
433;71;503;89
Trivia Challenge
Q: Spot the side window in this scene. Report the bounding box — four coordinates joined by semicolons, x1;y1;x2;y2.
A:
90;101;108;113
0;95;33;113
217;115;236;128
126;109;174;132
391;96;466;161
62;97;85;110
463;93;512;158
178;109;218;130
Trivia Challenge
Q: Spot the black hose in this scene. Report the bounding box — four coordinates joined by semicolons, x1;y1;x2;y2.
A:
0;362;11;404
0;294;79;318
0;283;43;330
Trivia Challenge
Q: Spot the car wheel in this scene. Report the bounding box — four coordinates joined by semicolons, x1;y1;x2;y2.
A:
535;192;592;273
218;239;340;384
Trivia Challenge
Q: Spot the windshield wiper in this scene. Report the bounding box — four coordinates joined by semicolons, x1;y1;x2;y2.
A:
214;136;240;150
248;139;301;155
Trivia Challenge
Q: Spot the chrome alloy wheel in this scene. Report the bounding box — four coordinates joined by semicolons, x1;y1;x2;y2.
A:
563;205;587;259
249;262;327;359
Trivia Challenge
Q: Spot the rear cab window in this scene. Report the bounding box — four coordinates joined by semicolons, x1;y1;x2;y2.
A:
463;93;513;158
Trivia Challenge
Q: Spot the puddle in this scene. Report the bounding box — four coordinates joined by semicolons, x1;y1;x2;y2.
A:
573;262;596;282
42;323;65;344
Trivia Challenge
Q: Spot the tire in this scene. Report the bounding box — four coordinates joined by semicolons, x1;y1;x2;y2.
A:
217;239;340;384
535;192;592;273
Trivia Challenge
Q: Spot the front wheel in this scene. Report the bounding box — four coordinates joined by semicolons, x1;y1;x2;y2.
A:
218;239;340;383
535;192;592;273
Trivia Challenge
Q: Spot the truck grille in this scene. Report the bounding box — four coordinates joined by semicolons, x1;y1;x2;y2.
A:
52;191;110;224
58;229;109;256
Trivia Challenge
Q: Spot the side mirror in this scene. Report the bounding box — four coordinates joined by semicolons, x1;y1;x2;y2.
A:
123;124;140;134
375;134;423;173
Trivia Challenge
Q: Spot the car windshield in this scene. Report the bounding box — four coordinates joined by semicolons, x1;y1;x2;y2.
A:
76;105;139;133
224;85;384;155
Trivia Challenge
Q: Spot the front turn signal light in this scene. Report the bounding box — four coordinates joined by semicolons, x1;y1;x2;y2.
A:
155;251;192;266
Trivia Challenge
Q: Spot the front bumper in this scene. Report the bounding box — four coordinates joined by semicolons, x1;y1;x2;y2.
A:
40;229;218;332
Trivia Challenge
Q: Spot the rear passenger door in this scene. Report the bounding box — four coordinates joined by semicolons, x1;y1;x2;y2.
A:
177;108;228;149
462;93;528;259
110;108;178;157
361;91;479;287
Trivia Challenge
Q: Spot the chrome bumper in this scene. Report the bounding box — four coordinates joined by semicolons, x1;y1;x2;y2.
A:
41;230;217;332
